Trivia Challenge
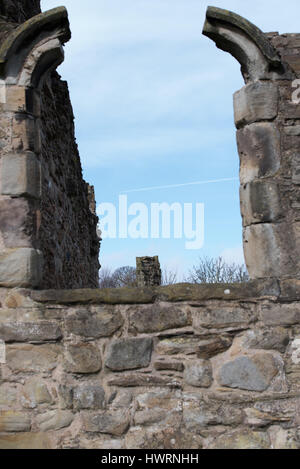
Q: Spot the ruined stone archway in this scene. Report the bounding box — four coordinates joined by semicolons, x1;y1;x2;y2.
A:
203;7;300;280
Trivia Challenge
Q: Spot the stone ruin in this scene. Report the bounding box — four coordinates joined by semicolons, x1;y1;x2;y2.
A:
1;0;300;449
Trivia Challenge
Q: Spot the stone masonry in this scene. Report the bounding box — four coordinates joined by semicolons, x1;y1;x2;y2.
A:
2;2;300;450
0;0;100;290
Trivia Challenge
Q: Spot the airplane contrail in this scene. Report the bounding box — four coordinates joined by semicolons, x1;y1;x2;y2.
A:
121;177;239;194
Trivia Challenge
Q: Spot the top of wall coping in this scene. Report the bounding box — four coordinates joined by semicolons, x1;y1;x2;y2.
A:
30;279;281;305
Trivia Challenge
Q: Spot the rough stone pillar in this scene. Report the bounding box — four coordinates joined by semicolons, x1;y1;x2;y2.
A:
203;7;300;280
136;256;162;287
0;7;70;287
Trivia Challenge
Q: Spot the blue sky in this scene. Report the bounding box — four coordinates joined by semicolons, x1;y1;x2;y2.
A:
41;0;300;279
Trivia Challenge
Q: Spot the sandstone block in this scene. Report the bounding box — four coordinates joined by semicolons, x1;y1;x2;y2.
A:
154;361;184;372
64;343;102;374
65;308;122;338
237;123;280;184
105;337;152;371
6;344;61;372
0;433;51;449
83;409;130;436
219;353;279;391
197;336;232;359
0;197;33;248
1;152;41;199
207;429;270;449
36;410;73;432
0;411;31;432
260;303;300;325
240;180;282;226
184;360;213;388
243;223;295;279
129;303;190;333
234;82;278;128
242;327;289;352
193;305;254;330
0;248;43;288
0;321;62;343
21;378;52;409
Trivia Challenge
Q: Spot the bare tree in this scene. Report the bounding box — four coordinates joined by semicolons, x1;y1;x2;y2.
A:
99;266;137;289
162;268;178;286
99;267;117;288
188;256;249;284
112;266;137;288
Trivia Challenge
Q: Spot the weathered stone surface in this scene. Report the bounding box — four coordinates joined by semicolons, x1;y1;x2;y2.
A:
73;384;105;410
0;248;43;288
83;409;130;436
129;303;190;333
156;336;202;355
6;344;61;372
0;433;51;450
136;256;161;287
32;288;156;305
21;378;52;409
219;353;279;391
240;180;282;226
0;411;31;432
32;279;280;304
0;384;18;409
58;385;73;410
0;320;62;343
234;82;278;128
244;408;291;427
184;360;213;388
207;429;270;449
134;389;182;427
105;337;152;371
64;343;102;374
1;152;41;198
260;303;300;325
0;197;33;248
193;305;255;330
268;425;299;449
242;327;289;353
65;309;122;338
125;426;203;450
243;223;295;279
183;400;243;431
36;410;73;432
197;336;233;359
237;123;280;184
154;361;184;372
108;373;181;388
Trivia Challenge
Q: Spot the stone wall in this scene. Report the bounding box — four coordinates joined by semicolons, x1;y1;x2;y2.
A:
1;282;300;449
0;0;100;290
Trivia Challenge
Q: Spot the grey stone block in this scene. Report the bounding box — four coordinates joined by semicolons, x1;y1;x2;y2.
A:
0;248;43;287
105;337;153;371
219;354;279;391
237;123;281;184
1;152;41;199
240;180;282;226
234;82;278;128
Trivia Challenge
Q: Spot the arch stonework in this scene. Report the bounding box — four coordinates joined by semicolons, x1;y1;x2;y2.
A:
0;7;100;289
203;7;300;280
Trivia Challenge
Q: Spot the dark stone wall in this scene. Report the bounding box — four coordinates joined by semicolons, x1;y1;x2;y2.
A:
39;74;100;289
0;0;41;22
